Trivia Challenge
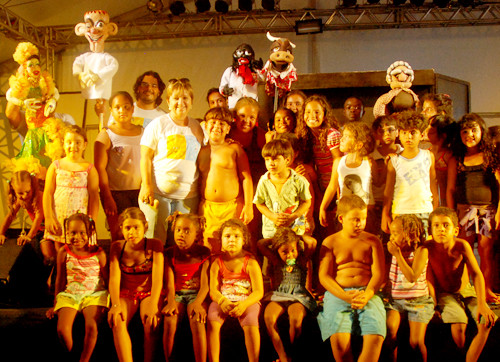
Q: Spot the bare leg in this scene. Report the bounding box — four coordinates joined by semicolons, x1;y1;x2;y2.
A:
450;323;467;350
477;235;498;303
141;296;162;362
163;301;183;361
242;325;260;362
187;302;208;362
264;302;288;362
57;307;78;352
466;324;492;362
288;303;306;344
385;310;401;362
408;320;429;362
111;297;137;362
330;333;353;362
208;321;223;362
80;305;106;362
358;334;384;362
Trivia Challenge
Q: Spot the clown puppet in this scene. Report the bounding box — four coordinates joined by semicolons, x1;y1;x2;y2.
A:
5;42;65;178
73;10;118;128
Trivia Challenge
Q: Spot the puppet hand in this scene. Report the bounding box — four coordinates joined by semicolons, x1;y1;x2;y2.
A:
44;98;57;117
80;70;100;87
222;85;234;97
24;98;42;110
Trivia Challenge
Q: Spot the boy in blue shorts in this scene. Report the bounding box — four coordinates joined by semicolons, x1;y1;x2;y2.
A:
318;195;386;361
427;207;497;361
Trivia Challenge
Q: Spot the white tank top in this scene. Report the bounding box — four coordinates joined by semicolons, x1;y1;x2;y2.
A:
338;155;374;205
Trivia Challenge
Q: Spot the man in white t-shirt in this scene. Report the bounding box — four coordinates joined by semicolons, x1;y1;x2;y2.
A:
109;71;167;128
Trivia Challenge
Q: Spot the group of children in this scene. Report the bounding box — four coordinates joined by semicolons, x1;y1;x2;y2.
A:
1;84;499;362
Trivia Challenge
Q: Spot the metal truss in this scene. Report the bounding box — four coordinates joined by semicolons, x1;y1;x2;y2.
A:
44;3;500;48
0;4;45;48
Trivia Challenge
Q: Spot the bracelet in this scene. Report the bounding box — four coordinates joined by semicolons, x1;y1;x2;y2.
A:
218;295;226;305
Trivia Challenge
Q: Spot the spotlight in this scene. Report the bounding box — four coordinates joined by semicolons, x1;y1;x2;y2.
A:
433;0;450;7
342;0;357;6
393;0;407;5
215;0;230;13
410;0;425;5
195;0;211;12
170;1;186;16
295;19;323;35
262;0;275;11
147;0;164;13
238;0;253;11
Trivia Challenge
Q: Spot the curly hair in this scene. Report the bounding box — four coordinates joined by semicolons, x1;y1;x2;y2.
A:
397;111;429;133
8;170;40;214
342;121;375;157
295;95;339;151
218;218;251;248
168;211;206;245
13;42;39;65
133;71;166;107
453;113;499;170
271;227;305;254
428;114;457;149
393;214;425;250
421;93;453;117
63;213;96;245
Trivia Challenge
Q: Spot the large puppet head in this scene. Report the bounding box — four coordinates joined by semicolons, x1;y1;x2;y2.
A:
75;10;118;53
266;32;295;72
13;42;41;80
232;43;256;70
386;60;414;90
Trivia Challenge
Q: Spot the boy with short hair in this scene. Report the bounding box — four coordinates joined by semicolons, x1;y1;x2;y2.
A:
318;195;386;361
427;207;497;361
381;112;439;235
253;139;315;252
198;106;253;251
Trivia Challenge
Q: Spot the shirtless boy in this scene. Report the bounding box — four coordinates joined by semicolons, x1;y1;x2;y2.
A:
427;207;497;361
198;107;253;251
318;195;386;362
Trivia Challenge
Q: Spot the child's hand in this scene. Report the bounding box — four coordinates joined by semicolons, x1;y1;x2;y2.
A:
107;304;125;328
219;298;235;314
240;204;254;225
0;234;6;245
17;234;31;246
386;241;400;256
294;164;307;177
162;300;179;316
276;212;295;227
46;307;56;319
46;216;62;236
141;299;159;329
265;130;276;143
477;302;497;328
189;302;207;324
319;208;328;227
228;301;247;318
351;290;369;310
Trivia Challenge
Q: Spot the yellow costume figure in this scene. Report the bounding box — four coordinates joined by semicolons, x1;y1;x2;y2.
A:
5;42;64;178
